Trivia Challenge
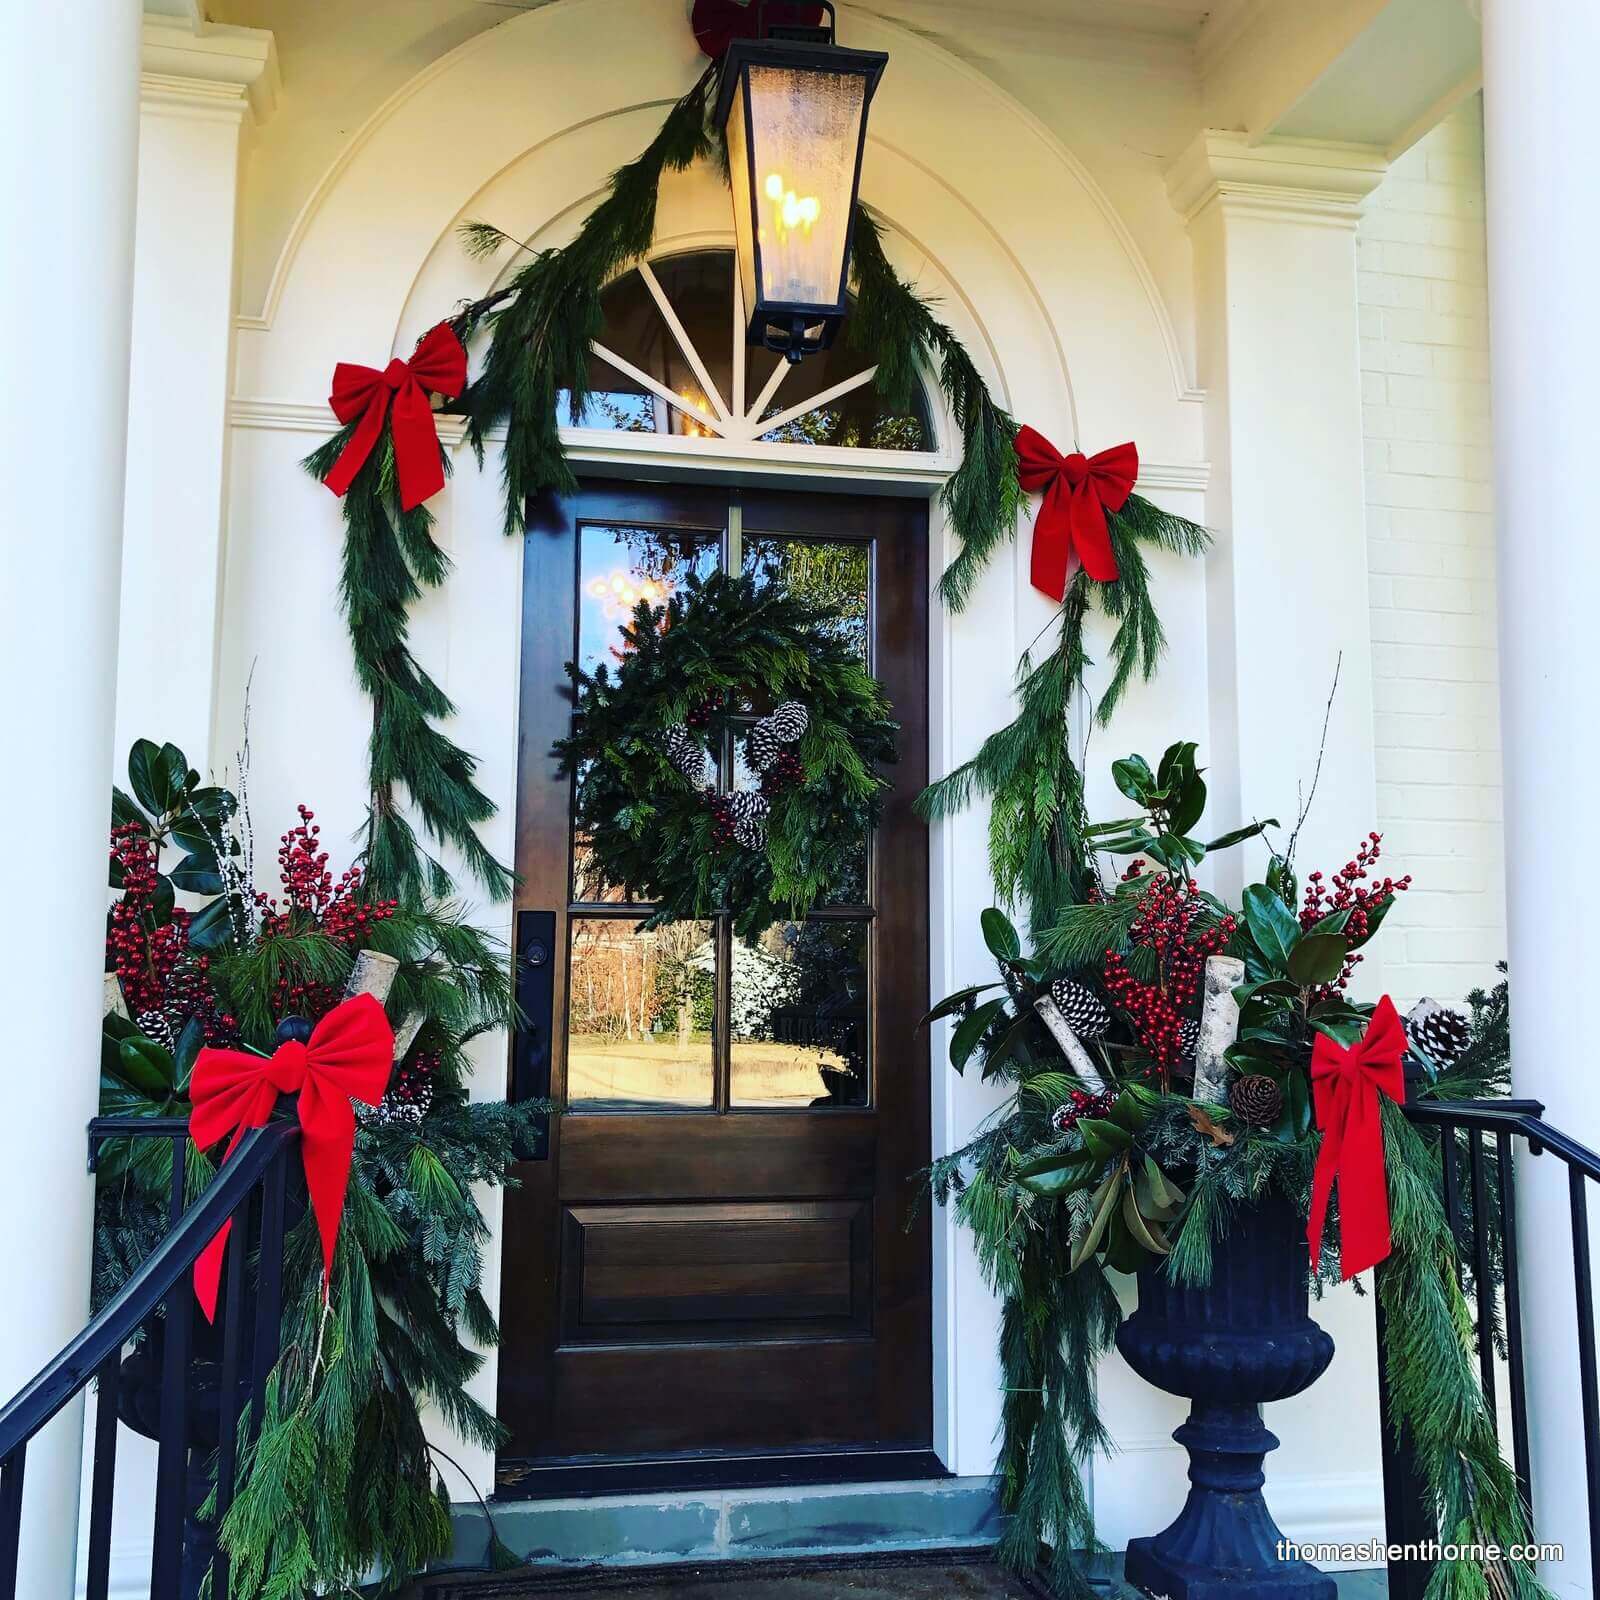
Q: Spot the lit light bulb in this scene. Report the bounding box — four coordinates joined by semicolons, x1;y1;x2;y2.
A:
764;172;820;241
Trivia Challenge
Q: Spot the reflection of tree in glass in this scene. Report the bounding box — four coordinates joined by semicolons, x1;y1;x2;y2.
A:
558;390;657;433
568;921;713;1049
759;405;926;452
744;537;869;657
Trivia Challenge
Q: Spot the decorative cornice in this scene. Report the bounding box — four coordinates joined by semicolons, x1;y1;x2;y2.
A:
1166;130;1388;228
141;17;279;126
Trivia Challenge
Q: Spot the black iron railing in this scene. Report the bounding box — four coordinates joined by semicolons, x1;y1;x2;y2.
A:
0;1117;299;1600
1378;1097;1600;1599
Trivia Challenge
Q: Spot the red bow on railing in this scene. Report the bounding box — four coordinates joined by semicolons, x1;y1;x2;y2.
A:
188;994;394;1320
1307;995;1408;1280
692;0;825;57
321;323;467;513
1014;427;1137;598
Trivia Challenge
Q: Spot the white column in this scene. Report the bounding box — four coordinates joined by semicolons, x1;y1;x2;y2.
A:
119;19;278;771
1483;5;1600;1593
1168;133;1389;903
0;6;142;1596
1145;133;1392;1548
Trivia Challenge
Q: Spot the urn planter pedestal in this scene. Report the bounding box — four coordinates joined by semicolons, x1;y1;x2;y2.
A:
1114;1195;1336;1600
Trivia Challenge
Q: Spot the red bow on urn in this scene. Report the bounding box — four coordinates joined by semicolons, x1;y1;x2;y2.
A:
1014;427;1138;599
692;0;826;57
1307;995;1408;1280
188;994;394;1320
322;323;468;513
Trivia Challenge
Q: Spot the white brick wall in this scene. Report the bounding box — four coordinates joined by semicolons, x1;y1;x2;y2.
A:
1360;97;1504;1009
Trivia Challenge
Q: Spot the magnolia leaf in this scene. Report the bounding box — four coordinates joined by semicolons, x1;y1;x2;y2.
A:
1071;1167;1123;1271
980;906;1022;962
1287;932;1349;987
1122;1186;1172;1256
1077;1116;1134;1159
949;997;1008;1073
1205;818;1279;852
1187;1103;1235;1147
1242;883;1301;973
1112;754;1156;804
917;982;1003;1031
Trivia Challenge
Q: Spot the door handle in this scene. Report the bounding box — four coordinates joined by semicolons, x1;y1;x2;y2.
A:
513;909;556;1159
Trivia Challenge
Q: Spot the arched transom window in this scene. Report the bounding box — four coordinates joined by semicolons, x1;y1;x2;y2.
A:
558;248;933;451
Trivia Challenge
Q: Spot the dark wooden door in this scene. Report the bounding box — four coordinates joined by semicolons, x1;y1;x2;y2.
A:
497;480;932;1491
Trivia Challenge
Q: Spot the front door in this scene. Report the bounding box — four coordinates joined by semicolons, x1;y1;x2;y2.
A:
497;480;932;1491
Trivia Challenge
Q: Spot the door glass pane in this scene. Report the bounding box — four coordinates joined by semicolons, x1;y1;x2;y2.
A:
578;523;720;677
742;535;870;661
567;918;716;1108
730;920;870;1108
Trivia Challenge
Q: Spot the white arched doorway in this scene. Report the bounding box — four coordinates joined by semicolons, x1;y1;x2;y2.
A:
220;0;1207;1504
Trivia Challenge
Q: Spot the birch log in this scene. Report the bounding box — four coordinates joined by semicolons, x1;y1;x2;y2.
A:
104;974;130;1021
1192;955;1245;1105
344;949;400;1006
1033;996;1108;1093
390;1010;426;1063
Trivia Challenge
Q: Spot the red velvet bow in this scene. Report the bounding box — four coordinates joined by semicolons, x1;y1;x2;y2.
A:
1307;995;1408;1280
188;994;394;1320
1014;428;1137;598
692;0;825;57
322;323;467;513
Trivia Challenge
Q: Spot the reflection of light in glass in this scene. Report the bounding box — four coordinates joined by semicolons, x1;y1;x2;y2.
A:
677;390;714;438
765;172;821;241
588;568;669;628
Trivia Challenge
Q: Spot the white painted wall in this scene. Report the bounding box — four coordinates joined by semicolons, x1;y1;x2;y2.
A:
1360;98;1504;1011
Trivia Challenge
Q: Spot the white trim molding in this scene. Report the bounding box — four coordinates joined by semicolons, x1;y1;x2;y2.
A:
1166;131;1388;228
140;15;279;125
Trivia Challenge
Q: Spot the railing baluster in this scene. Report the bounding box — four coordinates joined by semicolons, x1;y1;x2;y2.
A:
1497;1129;1534;1512
150;1279;194;1595
1570;1168;1600;1597
212;1189;253;1600
251;1145;289;1434
1468;1131;1498;1424
1375;1277;1435;1600
0;1447;24;1599
1440;1125;1463;1287
168;1131;187;1229
84;1353;122;1600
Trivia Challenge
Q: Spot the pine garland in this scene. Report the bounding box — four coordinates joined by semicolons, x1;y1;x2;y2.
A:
915;502;1210;939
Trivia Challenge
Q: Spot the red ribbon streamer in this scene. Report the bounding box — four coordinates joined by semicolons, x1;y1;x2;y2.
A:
1014;427;1137;598
1307;995;1408;1280
188;994;394;1320
691;0;825;57
322;323;467;513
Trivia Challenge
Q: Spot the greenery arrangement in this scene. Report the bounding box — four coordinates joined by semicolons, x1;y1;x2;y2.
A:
925;740;1544;1600
557;569;897;937
99;736;542;1595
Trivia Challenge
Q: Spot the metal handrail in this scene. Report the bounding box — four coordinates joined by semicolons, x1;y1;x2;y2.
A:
1379;1094;1600;1600
0;1122;297;1457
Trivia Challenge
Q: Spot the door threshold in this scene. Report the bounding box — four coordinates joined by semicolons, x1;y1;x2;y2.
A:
495;1445;948;1501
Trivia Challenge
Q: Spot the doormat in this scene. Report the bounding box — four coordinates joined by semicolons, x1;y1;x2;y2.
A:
417;1547;1062;1599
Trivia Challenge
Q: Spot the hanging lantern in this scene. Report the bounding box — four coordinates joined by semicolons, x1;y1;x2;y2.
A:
714;2;888;363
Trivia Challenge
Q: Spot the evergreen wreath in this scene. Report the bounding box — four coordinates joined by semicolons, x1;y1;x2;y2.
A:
557;570;897;938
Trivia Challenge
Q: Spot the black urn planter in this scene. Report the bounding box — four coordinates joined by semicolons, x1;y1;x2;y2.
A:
1115;1195;1336;1600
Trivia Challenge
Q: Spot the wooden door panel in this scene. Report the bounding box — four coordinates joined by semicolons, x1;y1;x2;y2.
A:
498;481;930;1477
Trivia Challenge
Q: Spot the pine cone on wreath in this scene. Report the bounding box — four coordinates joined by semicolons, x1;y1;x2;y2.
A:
1409;1001;1471;1067
726;791;770;851
661;724;709;787
769;701;810;743
1230;1073;1284;1129
1048;978;1112;1041
744;720;780;774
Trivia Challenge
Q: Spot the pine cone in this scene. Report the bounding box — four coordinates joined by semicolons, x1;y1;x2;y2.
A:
769;701;810;743
727;791;770;851
1410;1002;1471;1066
661;724;709;787
1178;1016;1200;1061
1048;978;1111;1041
1230;1073;1283;1129
744;721;780;773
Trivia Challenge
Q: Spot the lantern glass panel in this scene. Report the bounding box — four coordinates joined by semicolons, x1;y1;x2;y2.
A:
740;63;866;315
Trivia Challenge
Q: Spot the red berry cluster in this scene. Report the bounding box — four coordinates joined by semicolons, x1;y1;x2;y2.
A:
759;750;804;797
388;1049;439;1112
706;794;736;848
1051;1088;1117;1133
256;807;398;1019
685;692;728;731
1299;832;1412;993
107;823;192;1019
1103;877;1236;1082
